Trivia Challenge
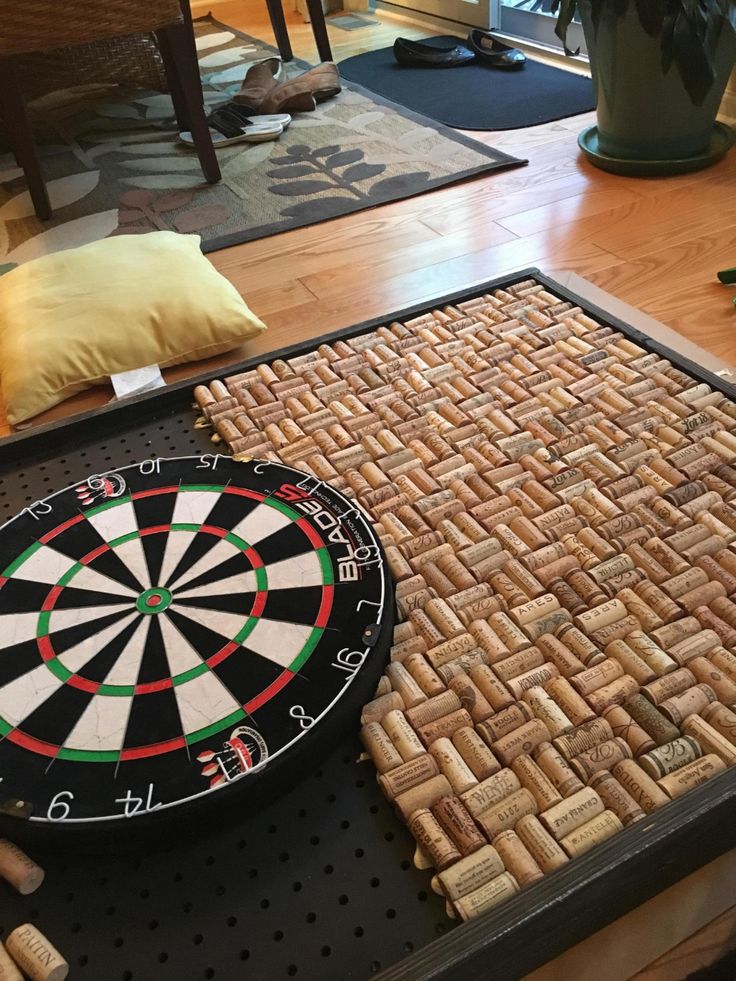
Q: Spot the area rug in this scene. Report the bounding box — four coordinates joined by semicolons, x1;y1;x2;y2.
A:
339;36;595;130
0;18;524;266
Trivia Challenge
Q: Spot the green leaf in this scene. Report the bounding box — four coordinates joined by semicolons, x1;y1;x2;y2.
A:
635;0;666;36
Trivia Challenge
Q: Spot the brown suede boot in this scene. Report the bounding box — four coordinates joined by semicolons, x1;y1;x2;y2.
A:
232;57;283;112
259;62;341;114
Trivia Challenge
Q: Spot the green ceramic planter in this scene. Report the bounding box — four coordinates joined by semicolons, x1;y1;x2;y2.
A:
580;0;736;164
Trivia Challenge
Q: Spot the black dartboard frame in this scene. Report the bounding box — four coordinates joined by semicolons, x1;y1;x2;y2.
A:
0;456;392;844
0;269;734;981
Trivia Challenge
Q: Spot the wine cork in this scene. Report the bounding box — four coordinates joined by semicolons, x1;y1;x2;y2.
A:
642;668;697;706
406;690;461;729
493;647;545;683
403;652;445;697
539;786;605;840
535;633;586;677
559;809;623;858
489;612;533;653
476;787;538;837
506;663;560;700
408;808;462;870
5;925;68;981
469;664;514;711
573;598;627;635
493;829;544;887
623;694;681;746
681;714;736;766
638;736;704;779
0;942;22;981
589;771;645;826
468;621;510;663
452;726;501;780
659;684;717;725
424;598;467;639
417;708;474;746
385;661;427;709
447;672;495;723
432;795;487;856
361;722;404;773
569;737;633;780
632;580;682;623
602;705;656;757
383;710;426;761
625;631;678;676
688;656;736;704
555;624;606;667
453;871;520;921
511;753;563;809
395;774;455;821
435;845;506;901
650;617;702;651
515;814;569;872
461;768;522;818
656;754;726;798
360;691;404;724
429;737;479;795
492;718;552;766
605;639;657;686
533;741;585;797
0;840;44;895
379;754;440;799
543;676;596;726
586;674;641;714
701;701;736;744
570;658;624;697
522;685;574;737
477;702;534;743
553;718;615;760
612;759;669;812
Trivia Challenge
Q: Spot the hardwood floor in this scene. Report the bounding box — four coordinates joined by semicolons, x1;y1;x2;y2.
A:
3;1;736;434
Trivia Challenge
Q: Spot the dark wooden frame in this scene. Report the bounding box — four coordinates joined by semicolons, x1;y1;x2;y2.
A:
0;268;734;980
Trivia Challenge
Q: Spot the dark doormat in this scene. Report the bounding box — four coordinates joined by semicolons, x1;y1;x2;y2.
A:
339;35;596;130
0;20;526;265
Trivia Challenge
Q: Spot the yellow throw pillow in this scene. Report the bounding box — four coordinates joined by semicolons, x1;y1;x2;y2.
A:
0;231;266;425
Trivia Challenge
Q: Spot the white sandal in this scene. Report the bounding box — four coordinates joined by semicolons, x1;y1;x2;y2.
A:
178;106;291;148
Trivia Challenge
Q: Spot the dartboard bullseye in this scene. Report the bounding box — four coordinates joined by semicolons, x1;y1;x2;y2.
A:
0;456;391;839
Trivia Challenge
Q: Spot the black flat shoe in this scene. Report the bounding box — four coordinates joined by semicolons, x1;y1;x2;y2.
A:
467;30;526;69
393;37;476;68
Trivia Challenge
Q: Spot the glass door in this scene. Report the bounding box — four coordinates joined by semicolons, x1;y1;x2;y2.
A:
492;0;586;53
385;0;493;30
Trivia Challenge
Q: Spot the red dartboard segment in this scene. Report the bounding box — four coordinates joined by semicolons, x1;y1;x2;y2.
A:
120;735;188;761
131;486;179;500
38;513;85;544
243;670;294;714
315;585;335;629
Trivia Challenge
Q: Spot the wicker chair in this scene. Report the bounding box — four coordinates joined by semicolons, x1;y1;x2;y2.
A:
0;0;220;220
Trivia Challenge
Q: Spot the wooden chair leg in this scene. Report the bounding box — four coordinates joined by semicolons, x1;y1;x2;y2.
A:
158;22;221;185
265;0;294;62
0;60;52;220
305;0;333;62
157;30;189;130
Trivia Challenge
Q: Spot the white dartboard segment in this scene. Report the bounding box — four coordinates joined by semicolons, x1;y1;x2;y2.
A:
99;618;150;686
264;550;325;591
85;499;139;543
57;612;139;675
0;662;64;727
174;570;260;601
169;537;245;590
63;692;134;752
159;614;210;676
230;501;292;546
245;618;314;669
110;537;151;590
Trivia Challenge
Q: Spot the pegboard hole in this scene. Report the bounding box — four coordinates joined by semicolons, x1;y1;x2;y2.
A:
306;912;317;924
418;891;428;902
340;820;350;830
323;865;334;875
310;836;320;846
274;930;284;942
260;899;270;910
321;946;331;957
239;950;250;962
355;848;364;858
279;852;289;862
205;970;215;979
149;920;159;931
227;917;237;928
158;953;168;964
354;927;364;938
386;909;396;919
78;955;88;967
338;894;349;905
293;881;302;893
370;961;382;973
193;934;204;945
287;967;298;977
370;877;380;888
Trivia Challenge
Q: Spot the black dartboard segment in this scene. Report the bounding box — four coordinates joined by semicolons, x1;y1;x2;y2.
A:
0;456;391;837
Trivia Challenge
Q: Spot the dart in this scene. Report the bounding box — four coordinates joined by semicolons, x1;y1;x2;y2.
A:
200;763;220;777
196;750;217;763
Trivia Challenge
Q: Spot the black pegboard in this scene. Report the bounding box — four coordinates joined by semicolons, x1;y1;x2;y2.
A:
0;413;448;981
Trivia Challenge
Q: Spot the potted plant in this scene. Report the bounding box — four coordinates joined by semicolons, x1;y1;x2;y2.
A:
552;0;736;174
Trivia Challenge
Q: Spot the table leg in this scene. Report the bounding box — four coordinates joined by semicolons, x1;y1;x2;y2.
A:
265;0;294;62
304;0;333;62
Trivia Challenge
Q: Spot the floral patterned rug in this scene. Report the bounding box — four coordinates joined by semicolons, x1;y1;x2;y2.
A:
0;17;524;266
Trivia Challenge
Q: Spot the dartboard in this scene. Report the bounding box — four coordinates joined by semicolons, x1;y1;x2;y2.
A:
0;456;391;839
